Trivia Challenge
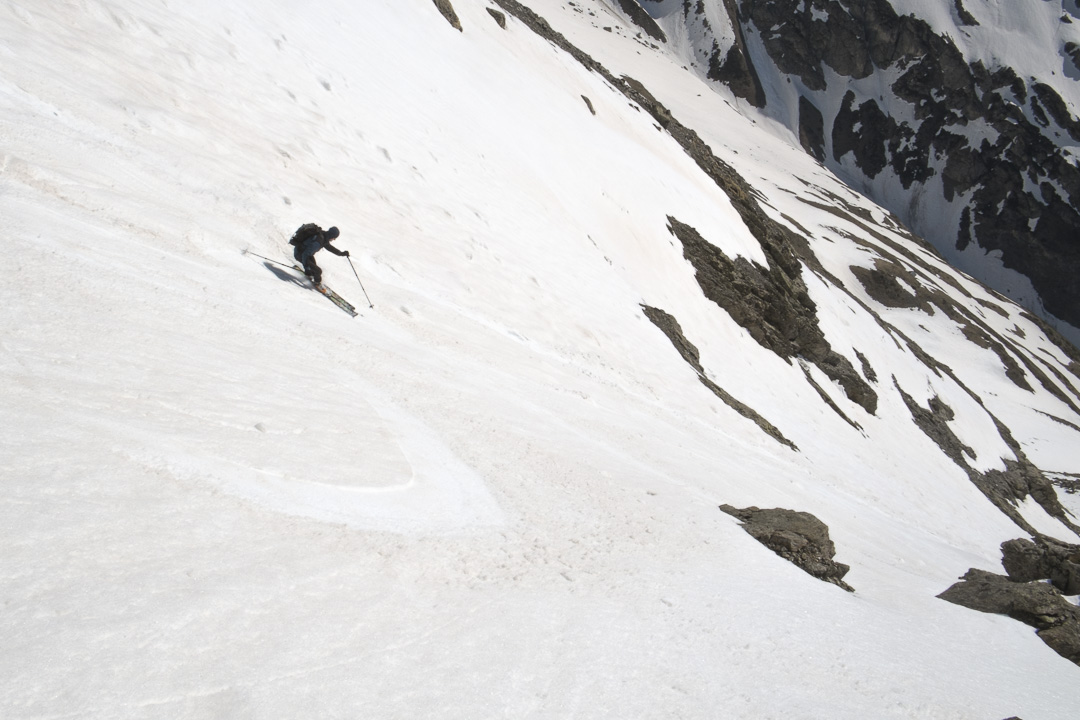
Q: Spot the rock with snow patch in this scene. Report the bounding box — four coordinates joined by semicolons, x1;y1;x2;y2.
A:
688;0;1080;337
642;305;797;450
1001;537;1080;596
720;505;854;592
938;568;1080;666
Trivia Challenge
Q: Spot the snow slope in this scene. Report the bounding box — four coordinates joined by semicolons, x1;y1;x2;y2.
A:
2;0;1079;717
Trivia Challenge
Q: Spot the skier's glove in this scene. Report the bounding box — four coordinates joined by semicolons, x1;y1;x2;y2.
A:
342;250;350;257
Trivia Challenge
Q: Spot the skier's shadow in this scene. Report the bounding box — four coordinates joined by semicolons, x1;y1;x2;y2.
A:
261;262;307;288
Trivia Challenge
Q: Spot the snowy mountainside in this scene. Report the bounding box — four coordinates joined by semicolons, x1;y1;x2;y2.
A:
626;0;1080;347
2;0;1080;717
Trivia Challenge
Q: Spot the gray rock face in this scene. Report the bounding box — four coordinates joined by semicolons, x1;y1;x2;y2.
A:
694;0;1080;336
939;568;1080;666
1001;537;1080;596
720;505;854;592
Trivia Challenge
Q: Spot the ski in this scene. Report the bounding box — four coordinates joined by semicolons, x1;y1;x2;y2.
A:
243;249;358;317
312;277;359;317
291;264;359;317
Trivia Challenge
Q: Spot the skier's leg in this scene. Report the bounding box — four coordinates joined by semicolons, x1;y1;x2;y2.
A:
304;256;322;284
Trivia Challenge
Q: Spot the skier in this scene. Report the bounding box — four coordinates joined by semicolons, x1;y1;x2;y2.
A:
290;223;349;286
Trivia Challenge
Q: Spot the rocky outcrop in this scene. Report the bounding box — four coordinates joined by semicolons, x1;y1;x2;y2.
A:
939;568;1080;667
613;0;667;43
720;505;854;592
798;96;825;162
1001;537;1080;595
894;383;1080;537
641;305;798;450
941;534;1080;666
432;0;462;31
691;0;1080;336
668;216;878;416
706;0;766;107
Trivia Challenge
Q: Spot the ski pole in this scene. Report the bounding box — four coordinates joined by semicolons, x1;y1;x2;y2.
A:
243;248;295;270
347;256;374;308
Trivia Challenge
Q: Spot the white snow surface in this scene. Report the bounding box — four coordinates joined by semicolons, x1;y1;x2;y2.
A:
2;0;1080;717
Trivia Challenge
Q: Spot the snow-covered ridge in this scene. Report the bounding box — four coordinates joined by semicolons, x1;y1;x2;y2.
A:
2;0;1080;716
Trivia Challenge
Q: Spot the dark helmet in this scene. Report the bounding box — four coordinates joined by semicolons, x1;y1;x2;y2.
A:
326;226;340;239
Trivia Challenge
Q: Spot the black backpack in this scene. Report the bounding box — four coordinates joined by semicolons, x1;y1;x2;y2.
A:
289;223;322;246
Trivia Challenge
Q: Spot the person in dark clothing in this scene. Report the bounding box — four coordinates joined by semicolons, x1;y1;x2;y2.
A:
292;225;349;285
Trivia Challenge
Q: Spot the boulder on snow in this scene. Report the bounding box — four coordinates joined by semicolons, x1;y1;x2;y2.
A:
486;8;506;29
720;505;854;592
1001;537;1080;595
432;0;463;31
938;568;1080;666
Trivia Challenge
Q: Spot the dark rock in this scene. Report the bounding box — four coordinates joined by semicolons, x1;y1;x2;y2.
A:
613;0;667;43
938;568;1080;666
1001;537;1080;595
668;216;878;415
581;95;596;115
706;0;766;107
1053;474;1080;496
719;505;854;591
1033;84;1080;141
833;92;893;179
897;379;1080;535
798;96;825;162
641;305;798;450
620;76;674;128
1066;42;1080;74
953;0;978;26
854;350;878;383
730;0;1080;334
851;259;934;313
894;386;976;467
799;362;863;430
959;323;1032;391
432;0;462;31
486;7;507;28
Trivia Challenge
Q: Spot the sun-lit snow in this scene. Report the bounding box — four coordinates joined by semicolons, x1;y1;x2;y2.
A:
2;0;1080;717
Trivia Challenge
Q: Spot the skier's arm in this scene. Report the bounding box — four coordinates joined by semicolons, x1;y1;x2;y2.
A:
324;242;349;257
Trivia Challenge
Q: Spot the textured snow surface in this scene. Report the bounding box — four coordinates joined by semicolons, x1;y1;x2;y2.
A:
2;0;1080;718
